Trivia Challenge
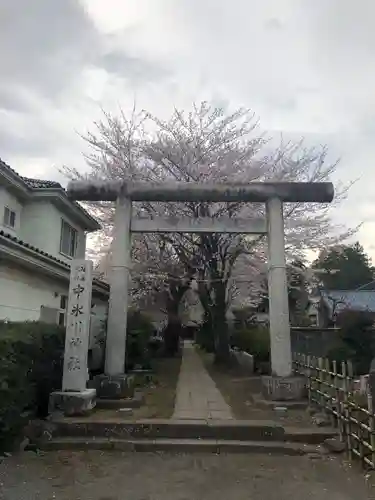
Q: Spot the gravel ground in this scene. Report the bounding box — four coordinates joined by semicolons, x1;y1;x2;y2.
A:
1;451;374;500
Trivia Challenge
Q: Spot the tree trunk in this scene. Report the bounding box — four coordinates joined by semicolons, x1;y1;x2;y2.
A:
163;282;189;357
212;283;231;366
164;300;181;357
198;279;231;364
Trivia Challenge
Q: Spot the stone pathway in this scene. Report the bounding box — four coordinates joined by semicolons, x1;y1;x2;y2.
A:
172;341;234;420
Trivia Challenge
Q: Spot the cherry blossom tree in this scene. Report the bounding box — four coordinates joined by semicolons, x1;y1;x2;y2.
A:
63;102;353;363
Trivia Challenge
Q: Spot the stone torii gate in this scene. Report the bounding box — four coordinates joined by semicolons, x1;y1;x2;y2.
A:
67;180;334;400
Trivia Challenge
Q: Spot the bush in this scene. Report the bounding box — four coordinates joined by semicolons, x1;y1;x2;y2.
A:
195;320;215;352
0;321;65;450
125;309;155;370
335;309;375;375
231;326;270;364
327;342;356;365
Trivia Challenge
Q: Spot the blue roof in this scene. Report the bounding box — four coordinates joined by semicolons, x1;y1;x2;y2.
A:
322;290;375;314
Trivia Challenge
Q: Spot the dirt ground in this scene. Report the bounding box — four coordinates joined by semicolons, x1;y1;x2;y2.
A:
1;450;374;500
200;350;314;426
84;356;181;422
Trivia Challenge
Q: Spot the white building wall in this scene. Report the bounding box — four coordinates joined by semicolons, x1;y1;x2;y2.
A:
0;187;23;236
0;265;66;322
0;264;107;324
20;201;86;263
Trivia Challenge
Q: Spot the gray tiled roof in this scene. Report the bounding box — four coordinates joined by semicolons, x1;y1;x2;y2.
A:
322;290;375;313
1;157;63;189
0;229;109;291
20;176;62;189
0;158;99;229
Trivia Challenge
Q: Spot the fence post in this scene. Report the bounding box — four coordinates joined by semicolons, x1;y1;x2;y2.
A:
318;357;325;411
324;357;335;427
332;360;342;438
342;361;352;461
369;359;375;405
306;354;312;407
368;359;375;468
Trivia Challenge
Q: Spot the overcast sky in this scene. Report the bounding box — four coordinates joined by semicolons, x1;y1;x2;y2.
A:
1;0;374;258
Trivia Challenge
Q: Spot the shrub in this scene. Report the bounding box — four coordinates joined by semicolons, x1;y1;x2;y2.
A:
231;326;270;364
195;320;215;352
125;309;155;370
327;342;356;365
335;309;375;375
0;321;65;450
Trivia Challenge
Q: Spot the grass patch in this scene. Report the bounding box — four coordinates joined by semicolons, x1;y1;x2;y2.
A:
88;355;182;421
133;355;182;419
198;347;312;427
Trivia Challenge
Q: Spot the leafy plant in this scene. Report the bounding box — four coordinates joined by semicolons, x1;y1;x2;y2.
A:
125;309;155;370
195;320;215;353
231;326;270;363
0;321;65;450
335;309;375;375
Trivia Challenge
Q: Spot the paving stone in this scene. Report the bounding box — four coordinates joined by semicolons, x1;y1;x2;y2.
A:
173;341;233;420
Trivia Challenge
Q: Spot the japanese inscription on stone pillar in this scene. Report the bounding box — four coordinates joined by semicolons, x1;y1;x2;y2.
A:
62;260;93;392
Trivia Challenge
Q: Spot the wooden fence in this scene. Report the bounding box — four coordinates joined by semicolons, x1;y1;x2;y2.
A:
293;352;375;470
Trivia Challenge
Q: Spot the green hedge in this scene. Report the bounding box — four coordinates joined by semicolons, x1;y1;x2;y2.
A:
195;320;215;352
231;326;270;363
334;310;375;375
126;309;155;370
0;321;65;450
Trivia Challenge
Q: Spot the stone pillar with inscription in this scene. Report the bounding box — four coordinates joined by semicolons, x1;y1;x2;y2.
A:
49;260;96;416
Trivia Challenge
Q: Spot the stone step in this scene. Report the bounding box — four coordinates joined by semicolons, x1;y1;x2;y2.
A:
51;419;286;441
284;427;338;445
42;437;322;455
50;419;337;444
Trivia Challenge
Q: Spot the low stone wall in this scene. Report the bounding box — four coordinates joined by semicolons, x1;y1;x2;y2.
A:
291;327;339;357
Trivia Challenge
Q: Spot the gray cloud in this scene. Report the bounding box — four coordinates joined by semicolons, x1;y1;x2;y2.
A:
0;0;168;113
1;0;375;257
0;113;59;158
0;0;98;103
97;49;169;84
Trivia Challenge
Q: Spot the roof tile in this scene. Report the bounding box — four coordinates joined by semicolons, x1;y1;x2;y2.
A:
20;176;62;189
0;229;109;291
0;157;99;229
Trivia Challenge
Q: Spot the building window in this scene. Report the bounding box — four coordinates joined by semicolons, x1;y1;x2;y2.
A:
3;207;16;228
60;219;78;257
58;294;68;326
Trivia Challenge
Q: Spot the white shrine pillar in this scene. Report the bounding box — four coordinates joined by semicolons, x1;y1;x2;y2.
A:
105;195;132;376
266;197;292;377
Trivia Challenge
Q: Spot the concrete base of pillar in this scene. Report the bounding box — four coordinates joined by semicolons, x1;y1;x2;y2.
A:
49;388;96;417
91;374;135;399
261;376;306;401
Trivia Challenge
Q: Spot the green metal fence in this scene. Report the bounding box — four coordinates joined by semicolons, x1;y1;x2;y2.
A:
293;352;375;469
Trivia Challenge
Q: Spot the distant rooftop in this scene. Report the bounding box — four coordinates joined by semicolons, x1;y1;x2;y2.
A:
321;290;375;314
